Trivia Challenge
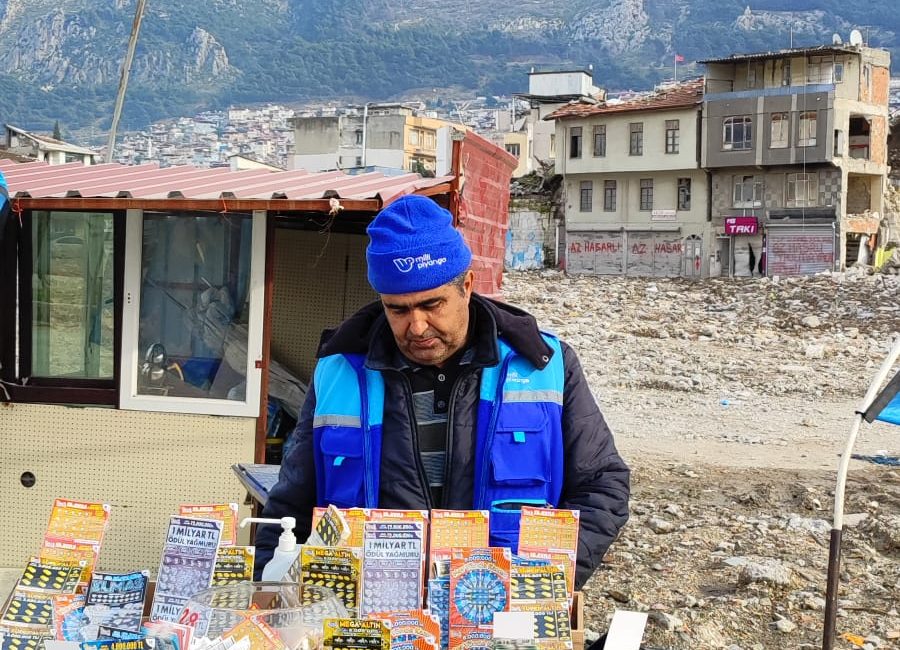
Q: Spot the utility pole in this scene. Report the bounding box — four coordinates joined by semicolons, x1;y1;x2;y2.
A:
106;0;148;163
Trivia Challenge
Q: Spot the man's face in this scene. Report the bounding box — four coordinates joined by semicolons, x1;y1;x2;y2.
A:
380;270;474;367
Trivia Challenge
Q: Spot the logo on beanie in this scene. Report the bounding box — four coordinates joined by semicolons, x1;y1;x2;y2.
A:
393;253;447;273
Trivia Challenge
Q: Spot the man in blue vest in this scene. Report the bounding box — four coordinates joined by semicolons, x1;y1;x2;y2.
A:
255;194;630;590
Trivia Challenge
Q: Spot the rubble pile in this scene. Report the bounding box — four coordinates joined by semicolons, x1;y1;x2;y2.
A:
501;270;900;649
503;270;899;398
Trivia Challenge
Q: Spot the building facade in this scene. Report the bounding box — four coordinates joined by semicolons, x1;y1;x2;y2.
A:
2;124;96;165
515;69;602;172
291;104;457;176
702;44;891;276
547;79;710;278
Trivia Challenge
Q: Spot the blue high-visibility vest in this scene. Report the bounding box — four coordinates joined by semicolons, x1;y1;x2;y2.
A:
311;334;565;551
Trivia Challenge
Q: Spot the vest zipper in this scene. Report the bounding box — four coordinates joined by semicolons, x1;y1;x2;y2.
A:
475;352;515;510
395;371;434;510
443;368;475;510
358;365;376;508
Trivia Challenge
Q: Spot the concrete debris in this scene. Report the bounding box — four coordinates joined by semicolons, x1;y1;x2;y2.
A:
501;270;900;649
738;559;793;587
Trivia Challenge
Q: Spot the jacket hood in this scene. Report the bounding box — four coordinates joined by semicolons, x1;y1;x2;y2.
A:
316;293;554;370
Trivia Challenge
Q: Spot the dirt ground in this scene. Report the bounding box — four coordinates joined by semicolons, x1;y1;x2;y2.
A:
499;270;900;649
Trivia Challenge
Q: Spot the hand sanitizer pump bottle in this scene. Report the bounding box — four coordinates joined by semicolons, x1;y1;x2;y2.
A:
240;516;300;581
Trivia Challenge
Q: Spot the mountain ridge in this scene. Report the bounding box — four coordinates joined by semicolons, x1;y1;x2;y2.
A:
0;0;895;134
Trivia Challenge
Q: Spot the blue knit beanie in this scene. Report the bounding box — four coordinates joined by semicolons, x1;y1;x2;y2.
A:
366;195;472;294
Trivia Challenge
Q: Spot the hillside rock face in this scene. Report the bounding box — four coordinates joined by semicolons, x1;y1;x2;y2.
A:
0;0;895;130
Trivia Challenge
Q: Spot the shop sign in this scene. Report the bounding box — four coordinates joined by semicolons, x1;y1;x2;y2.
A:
651;209;677;222
724;216;758;235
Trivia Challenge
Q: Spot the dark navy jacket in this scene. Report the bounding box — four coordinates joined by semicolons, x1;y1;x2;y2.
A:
254;294;630;588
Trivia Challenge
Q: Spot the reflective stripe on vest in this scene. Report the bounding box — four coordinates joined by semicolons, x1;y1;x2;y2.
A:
312;334;565;550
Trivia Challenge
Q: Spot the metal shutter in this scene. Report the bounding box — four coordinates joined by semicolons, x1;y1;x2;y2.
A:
766;226;835;276
566;231;624;274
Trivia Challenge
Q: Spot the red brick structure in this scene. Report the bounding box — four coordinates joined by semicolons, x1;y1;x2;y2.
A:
451;131;519;296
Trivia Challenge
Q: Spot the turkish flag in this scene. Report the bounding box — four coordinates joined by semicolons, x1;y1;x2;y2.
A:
674;54;685;62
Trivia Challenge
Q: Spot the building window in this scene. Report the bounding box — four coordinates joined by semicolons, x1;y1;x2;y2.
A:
665;120;679;154
30;211;116;380
723;116;753;151
121;209;266;416
639;178;653;211
733;175;762;208
834;62;844;83
355;130;363;145
798;111;817;147
549;134;556;158
409;130;420;146
579;181;593;212
629;123;643;156
603;180;616;211
677;178;691;211
786;173;818;207
782;61;792;86
355;156;363;167
807;57;834;84
834;129;844;156
770;113;789;149
424;133;436;149
593;125;606;157
569;127;582;159
505;143;521;157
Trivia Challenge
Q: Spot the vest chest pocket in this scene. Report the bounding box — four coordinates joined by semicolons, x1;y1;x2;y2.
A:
490;402;551;487
318;426;366;508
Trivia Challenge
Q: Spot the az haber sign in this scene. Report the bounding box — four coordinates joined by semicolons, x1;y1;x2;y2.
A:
724;216;758;235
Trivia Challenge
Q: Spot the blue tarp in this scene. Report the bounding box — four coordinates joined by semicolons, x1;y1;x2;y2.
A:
864;370;900;427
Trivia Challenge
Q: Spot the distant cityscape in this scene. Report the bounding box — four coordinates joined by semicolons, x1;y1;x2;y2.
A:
111;96;534;170
109;75;900;171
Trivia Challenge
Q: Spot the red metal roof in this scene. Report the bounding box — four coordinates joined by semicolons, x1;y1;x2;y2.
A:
544;78;705;120
0;159;453;205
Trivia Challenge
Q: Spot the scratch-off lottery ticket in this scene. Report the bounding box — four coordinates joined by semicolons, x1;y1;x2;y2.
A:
449;547;510;629
295;546;361;615
0;623;51;650
212;546;255;586
83;570;149;636
510;565;568;604
312;507;369;548
359;520;425;616
17;557;83;594
509;602;572;650
429;510;489;571
448;625;493;650
1;588;53;628
179;504;239;547
149;516;222;623
52;593;87;642
222;616;285;650
43;499;110;545
322;618;390;650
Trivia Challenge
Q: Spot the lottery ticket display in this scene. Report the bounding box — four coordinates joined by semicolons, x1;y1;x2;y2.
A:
322;618;390;650
312;508;369;548
0;623;51;649
449;548;511;629
365;610;440;649
428;511;489;572
308;505;351;547
212;547;255;586
82;571;149;638
359;519;426;616
150;516;223;623
178;504;240;547
296;546;362;615
516;508;580;596
39;499;110;582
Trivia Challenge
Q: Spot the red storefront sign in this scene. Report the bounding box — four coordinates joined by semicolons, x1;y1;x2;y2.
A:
724;216;758;235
